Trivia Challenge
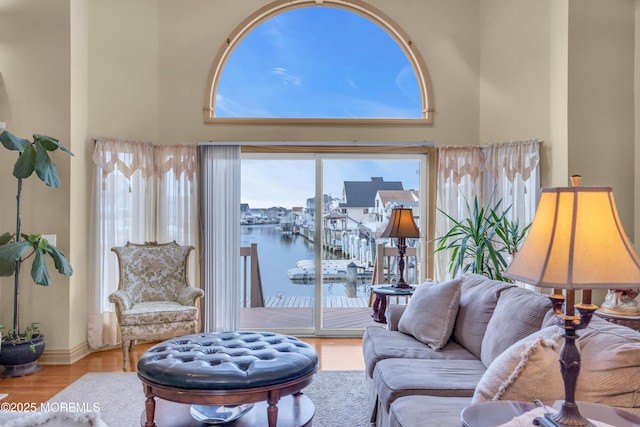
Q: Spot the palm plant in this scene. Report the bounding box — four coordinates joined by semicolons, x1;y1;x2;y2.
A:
434;194;530;282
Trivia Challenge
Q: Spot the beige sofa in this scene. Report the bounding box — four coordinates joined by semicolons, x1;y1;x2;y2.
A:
362;274;640;426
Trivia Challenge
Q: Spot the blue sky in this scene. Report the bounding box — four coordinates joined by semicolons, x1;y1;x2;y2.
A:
216;6;420;118
221;6;423;209
242;159;420;209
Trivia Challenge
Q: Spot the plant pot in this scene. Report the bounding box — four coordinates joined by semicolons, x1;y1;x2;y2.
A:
0;334;45;377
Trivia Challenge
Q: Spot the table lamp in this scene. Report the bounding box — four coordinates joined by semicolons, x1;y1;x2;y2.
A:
380;205;420;289
504;179;640;427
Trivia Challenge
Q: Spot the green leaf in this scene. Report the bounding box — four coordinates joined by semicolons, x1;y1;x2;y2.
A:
435;191;531;280
34;141;61;187
44;245;73;276
34;134;73;156
0;232;14;245
0;130;30;152
0;260;15;277
13;145;36;179
31;249;51;286
0;241;33;276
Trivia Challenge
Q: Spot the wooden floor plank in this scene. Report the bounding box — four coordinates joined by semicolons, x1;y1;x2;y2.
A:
0;337;365;406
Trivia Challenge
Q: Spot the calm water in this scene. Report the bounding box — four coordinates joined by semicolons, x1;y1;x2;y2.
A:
240;224;369;298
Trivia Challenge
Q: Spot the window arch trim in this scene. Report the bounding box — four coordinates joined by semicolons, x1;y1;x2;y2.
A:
203;0;435;124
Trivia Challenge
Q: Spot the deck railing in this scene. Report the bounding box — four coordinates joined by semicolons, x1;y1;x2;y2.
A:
240;243;265;307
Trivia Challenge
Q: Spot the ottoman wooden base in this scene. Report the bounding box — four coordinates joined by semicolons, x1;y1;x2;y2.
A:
140;394;314;427
137;332;319;427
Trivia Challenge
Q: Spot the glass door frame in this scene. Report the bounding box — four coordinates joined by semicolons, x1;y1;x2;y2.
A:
241;144;436;337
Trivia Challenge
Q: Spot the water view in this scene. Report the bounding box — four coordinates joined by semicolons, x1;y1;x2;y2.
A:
241;224;370;300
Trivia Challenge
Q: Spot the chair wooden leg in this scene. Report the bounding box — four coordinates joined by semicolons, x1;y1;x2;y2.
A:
122;340;129;370
129;339;136;352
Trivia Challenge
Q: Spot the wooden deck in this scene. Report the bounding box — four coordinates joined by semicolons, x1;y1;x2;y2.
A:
263;296;369;308
241;296;405;330
240;306;379;329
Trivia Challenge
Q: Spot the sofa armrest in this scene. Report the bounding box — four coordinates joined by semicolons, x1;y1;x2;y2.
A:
386;304;407;331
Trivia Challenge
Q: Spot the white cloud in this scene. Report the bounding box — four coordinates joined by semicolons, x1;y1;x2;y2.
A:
241;159;420;209
271;67;303;86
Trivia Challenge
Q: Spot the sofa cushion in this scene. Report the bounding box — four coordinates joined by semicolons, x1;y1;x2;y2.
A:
473;316;640;411
389;395;472;427
480;286;552;367
452;274;514;359
472;326;564;404
576;316;640;409
362;326;477;378
397;278;461;350
375;358;486;412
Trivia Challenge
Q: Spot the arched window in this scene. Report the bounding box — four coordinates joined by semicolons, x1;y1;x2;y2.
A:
203;0;434;123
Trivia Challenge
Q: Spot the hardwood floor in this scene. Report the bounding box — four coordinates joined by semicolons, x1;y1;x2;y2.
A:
0;337;364;405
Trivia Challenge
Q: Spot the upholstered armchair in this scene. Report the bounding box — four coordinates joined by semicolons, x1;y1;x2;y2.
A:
109;241;204;368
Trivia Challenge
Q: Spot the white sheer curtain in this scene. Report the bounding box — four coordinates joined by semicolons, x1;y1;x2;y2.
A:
155;144;200;286
483;139;541;226
88;138;155;349
198;144;241;332
434;139;541;281
88;138;199;349
435;146;484;281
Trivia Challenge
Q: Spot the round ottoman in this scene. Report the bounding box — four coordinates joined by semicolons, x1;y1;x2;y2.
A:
137;331;318;427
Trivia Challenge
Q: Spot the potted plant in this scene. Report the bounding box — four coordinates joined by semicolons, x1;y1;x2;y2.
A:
0;130;73;377
434;194;530;282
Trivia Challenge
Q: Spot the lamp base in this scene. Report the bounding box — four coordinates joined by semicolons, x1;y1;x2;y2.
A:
536;296;597;427
533;411;595;427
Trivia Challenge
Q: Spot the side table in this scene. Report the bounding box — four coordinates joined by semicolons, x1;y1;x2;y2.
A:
594;309;640;332
460;400;640;427
370;284;415;324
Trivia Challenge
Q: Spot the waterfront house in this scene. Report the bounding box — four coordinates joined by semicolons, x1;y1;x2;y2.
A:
339;177;404;224
375;190;420;223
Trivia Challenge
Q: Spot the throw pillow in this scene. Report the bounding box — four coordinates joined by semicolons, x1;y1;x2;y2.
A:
575;316;640;409
479;287;552;368
398;278;462;350
472;326;564;404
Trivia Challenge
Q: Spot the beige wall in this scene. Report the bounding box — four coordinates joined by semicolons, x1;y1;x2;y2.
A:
155;0;480;145
478;0;551;148
69;0;90;359
0;0;637;357
567;0;635;236
478;0;636;239
636;0;640;247
0;0;73;354
87;0;160;140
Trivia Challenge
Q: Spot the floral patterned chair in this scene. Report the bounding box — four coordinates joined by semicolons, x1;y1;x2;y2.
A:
108;241;204;368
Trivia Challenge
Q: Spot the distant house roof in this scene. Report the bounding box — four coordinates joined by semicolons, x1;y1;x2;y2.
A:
340;177;404;208
377;190;419;206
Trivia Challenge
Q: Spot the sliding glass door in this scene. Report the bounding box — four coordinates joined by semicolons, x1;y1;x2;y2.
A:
239;150;429;336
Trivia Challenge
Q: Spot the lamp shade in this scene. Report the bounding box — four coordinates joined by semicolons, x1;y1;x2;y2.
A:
504;187;640;290
380;206;420;238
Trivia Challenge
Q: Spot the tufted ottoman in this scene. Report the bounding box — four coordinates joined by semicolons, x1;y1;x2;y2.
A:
137;331;318;427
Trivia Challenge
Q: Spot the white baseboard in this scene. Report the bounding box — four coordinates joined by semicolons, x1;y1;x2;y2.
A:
39;341;90;365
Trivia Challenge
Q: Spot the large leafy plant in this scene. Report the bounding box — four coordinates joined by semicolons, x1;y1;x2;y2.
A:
434;195;531;282
0;130;74;342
